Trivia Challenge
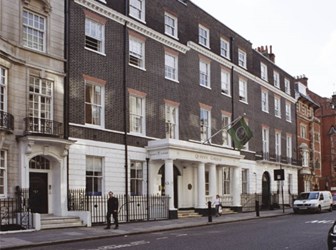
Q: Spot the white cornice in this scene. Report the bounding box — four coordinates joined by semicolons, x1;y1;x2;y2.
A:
187;41;297;104
74;0;189;53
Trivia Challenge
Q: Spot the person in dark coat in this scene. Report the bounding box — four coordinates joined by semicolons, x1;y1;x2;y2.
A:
105;191;119;229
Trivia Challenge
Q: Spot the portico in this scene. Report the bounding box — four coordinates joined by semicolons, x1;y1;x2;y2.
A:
146;139;244;218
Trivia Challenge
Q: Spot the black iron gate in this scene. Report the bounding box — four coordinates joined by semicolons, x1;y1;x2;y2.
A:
0;187;33;231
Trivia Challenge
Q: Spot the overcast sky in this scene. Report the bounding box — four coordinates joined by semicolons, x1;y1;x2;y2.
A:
191;0;336;98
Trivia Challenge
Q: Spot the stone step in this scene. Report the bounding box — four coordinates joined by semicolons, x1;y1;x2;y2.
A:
41;215;84;230
178;210;202;218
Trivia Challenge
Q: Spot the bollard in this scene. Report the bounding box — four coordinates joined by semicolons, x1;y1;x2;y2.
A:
208;201;212;222
255;200;260;217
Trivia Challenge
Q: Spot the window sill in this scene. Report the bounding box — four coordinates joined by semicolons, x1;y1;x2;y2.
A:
165;33;179;40
84;47;106;56
221;92;231;98
165;77;179;83
129;15;146;24
129;64;146;71
239;99;248;104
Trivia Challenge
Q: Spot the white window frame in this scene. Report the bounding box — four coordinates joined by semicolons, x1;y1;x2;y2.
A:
0;150;7;197
164;12;178;38
239;78;247;103
200;108;211;142
129;36;145;69
221;114;231;147
22;9;46;52
85;18;105;54
198;24;209;48
288;174;293;194
223;167;231;194
0;67;8;113
129;0;145;22
86;156;103;196
260;62;268;81
300;124;307;139
261;89;269;113
85;80;104;127
262;127;269;160
129;94;146;135
220;38;230;59
273;71;280;88
285;102;292;122
274;96;281;118
238;49;247;69
165;52;178;81
285;78;291;95
286;134;292;163
242;169;248;194
199;60;210;88
275;131;281;162
302;149;309;167
28;76;53;132
130;161;144;196
221;69;230;96
165;104;179;139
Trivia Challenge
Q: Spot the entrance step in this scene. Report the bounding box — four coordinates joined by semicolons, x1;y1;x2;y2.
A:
41;214;84;230
221;208;237;215
178;210;202;218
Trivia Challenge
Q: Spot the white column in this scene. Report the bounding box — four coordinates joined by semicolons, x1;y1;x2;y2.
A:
232;167;241;207
209;164;216;198
197;162;207;208
165;159;175;210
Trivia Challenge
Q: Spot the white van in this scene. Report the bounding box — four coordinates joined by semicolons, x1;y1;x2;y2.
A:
293;191;333;213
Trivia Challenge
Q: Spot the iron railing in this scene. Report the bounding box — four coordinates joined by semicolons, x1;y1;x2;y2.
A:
24;117;63;137
0;187;32;231
241;193;296;212
0;111;14;132
68;189;169;224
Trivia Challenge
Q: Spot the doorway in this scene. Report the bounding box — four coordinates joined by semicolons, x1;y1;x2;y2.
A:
29;172;48;213
159;165;181;208
261;171;271;209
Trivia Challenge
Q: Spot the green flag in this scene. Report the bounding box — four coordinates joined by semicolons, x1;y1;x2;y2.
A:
227;117;253;150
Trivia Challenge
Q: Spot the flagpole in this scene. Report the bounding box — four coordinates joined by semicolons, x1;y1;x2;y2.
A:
202;114;245;145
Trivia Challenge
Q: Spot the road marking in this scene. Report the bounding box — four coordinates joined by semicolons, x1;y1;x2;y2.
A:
305;220;334;224
80;240;150;250
176;234;188;237
156;237;168;240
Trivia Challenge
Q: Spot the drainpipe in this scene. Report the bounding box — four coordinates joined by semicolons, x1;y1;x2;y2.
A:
123;0;129;220
230;36;235;129
64;0;70;209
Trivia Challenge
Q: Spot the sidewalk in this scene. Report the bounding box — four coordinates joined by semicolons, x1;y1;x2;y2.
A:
0;208;292;249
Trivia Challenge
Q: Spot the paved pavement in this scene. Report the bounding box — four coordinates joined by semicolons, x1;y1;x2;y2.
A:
0;208;293;249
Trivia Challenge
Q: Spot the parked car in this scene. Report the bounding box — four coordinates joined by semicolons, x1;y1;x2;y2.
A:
328;220;336;250
293;191;333;213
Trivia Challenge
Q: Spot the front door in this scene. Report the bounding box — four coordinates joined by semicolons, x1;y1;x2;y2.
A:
262;172;271;210
29;172;48;213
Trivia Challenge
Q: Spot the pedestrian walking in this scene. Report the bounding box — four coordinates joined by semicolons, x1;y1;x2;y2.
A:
213;194;222;217
105;191;119;229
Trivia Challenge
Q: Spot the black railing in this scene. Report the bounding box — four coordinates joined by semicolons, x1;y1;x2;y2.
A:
241;193;296;212
0;111;14;132
68;189;169;224
0;187;32;231
24;117;63;137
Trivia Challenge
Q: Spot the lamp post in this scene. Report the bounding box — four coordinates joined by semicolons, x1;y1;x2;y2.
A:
146;157;149;221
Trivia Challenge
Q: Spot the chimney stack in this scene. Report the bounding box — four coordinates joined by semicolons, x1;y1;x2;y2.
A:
256;45;275;63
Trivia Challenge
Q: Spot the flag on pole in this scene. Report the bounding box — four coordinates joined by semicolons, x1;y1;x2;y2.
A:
227;117;253;150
